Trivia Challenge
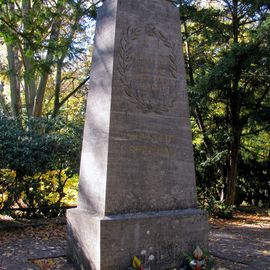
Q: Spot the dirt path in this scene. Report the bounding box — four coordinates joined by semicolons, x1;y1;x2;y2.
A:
209;212;270;270
0;211;269;270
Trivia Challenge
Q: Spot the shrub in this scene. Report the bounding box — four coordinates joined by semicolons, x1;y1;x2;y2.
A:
198;189;234;219
0;115;82;217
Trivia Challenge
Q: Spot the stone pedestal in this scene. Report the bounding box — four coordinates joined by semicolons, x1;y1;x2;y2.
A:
67;209;207;270
67;0;208;269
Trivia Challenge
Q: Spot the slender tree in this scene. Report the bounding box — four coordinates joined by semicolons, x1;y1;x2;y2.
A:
0;0;97;119
180;0;270;205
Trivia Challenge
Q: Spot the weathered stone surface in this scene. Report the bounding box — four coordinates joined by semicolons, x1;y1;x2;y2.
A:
67;0;208;269
78;0;197;216
76;0;117;216
67;208;208;270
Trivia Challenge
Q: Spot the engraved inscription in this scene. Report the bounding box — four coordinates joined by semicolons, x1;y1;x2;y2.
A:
126;131;176;156
127;131;176;144
139;240;205;268
142;243;182;268
128;145;170;155
105;243;182;270
118;24;178;114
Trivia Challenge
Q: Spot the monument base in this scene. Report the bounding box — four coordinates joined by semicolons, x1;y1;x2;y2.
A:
67;208;208;270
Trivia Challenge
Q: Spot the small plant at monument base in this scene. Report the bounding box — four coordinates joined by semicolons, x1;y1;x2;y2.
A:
183;246;214;270
128;256;144;270
128;246;214;270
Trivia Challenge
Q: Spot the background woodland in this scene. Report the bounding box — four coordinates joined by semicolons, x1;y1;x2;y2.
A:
0;0;269;218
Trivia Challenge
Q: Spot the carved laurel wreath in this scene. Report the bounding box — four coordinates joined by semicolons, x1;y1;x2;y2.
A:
118;24;178;114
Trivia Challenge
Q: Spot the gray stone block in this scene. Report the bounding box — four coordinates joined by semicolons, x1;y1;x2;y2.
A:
67;208;208;270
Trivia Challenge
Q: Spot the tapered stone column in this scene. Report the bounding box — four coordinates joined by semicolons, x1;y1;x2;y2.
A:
67;0;208;269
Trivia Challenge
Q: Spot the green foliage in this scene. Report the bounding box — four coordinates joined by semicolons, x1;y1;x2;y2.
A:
0;116;82;173
0;0;96;217
183;249;215;270
198;190;234;219
184;0;270;206
0;115;83;217
237;158;270;207
0;0;269;217
0;0;94;118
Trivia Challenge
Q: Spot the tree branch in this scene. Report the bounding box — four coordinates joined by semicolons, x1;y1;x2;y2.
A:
59;76;90;108
0;16;33;46
242;125;270;137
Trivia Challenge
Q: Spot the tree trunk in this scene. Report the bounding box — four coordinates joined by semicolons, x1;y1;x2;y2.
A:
7;44;22;118
22;57;37;117
0;82;10;115
32;2;63;117
181;6;213;156
225;74;242;205
5;2;22;119
52;60;63;117
232;0;239;43
225;130;241;205
22;0;37;118
225;64;242;206
51;5;84;118
224;0;242;206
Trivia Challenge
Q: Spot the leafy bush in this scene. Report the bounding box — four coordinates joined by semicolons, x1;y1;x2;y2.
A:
194;144;269;210
237;158;270;208
198;189;234;219
0;115;82;217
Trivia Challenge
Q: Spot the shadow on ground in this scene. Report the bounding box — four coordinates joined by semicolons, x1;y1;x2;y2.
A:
0;212;269;270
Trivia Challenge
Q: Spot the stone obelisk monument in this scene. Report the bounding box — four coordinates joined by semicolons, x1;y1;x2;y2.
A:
67;0;208;269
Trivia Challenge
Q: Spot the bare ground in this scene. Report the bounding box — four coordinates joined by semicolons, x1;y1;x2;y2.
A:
0;211;269;270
